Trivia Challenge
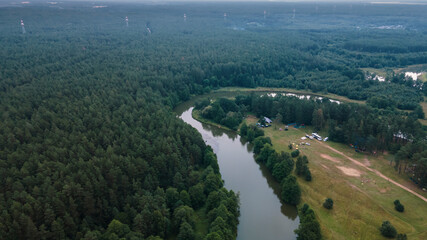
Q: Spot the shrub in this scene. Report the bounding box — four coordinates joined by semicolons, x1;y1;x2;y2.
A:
397;233;407;240
305;169;312;181
291;150;300;158
395;204;404;212
394;200;404;212
323;198;333;210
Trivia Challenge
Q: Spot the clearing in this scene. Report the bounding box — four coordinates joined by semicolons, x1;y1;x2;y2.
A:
244;116;427;240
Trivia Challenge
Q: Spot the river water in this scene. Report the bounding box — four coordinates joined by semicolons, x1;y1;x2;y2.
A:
175;98;299;240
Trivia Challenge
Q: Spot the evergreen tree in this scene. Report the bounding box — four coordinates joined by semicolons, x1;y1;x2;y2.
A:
380;221;397;238
323;198;334;209
281;176;301;205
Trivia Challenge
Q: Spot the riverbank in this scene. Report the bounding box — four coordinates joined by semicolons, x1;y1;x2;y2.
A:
178;107;299;240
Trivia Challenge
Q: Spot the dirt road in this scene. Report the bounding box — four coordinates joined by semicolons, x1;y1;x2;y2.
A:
319;142;427;203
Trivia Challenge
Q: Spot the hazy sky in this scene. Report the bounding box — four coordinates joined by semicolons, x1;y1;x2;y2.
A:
88;0;427;3
3;0;427;4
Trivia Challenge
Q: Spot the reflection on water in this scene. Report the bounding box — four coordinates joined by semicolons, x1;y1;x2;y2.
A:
258;163;298;220
176;103;299;240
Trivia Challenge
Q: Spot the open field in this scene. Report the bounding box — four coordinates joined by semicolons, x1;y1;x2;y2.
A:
244;116;427;240
214;87;366;105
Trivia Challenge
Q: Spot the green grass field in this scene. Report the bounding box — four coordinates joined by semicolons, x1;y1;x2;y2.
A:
419;73;427;83
244;116;427;240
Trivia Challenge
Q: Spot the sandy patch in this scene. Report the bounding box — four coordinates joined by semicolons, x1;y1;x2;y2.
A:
319;142;427;202
320;154;340;163
337;166;361;177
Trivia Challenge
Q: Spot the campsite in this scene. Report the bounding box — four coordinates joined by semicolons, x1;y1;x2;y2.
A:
243;115;427;239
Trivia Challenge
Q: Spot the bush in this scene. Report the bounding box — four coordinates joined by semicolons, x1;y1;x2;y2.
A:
395;203;404;212
304;169;312;181
380;221;397;238
323;198;333;210
291;150;300;158
394;200;404;212
397;233;407;240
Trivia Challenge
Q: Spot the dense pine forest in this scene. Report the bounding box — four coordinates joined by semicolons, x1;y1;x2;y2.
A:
0;1;427;239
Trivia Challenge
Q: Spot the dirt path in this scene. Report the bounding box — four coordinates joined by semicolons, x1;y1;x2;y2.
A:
319;142;427;203
363;155;371;167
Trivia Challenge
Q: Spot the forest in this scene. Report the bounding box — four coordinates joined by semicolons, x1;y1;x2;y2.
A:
0;1;426;239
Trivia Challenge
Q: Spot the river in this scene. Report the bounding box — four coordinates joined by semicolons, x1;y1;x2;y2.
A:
175;98;299;240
